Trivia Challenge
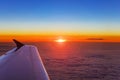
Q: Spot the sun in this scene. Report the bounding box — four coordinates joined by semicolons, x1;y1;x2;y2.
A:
55;39;66;42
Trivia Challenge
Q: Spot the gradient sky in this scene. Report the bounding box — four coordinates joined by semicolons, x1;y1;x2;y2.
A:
0;0;120;41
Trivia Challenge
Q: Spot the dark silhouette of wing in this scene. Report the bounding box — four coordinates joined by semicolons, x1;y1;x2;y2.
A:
13;39;25;51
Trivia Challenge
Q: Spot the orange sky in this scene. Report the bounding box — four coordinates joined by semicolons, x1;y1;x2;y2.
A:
0;34;120;42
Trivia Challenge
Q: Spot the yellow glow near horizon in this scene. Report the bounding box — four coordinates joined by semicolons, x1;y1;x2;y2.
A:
55;39;66;42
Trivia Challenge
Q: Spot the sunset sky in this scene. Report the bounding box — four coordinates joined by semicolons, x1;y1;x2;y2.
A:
0;0;120;42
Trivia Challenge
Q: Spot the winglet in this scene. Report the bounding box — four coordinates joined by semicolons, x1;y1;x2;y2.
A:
13;39;25;51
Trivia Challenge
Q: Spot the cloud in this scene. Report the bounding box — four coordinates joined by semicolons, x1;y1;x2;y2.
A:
86;38;104;40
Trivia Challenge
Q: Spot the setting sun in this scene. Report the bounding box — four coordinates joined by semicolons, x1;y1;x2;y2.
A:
55;39;66;42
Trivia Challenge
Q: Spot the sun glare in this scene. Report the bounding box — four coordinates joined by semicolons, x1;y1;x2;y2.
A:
55;39;66;42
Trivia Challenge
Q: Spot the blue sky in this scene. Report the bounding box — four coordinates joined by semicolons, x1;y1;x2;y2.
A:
0;0;120;36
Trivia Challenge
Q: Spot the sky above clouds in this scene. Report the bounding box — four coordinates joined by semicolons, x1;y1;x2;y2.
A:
0;0;120;36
